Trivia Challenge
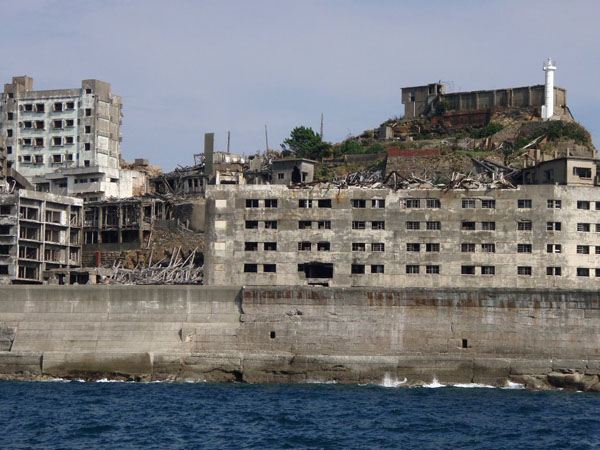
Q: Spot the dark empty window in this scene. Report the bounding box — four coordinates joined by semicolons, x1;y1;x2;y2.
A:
518;199;532;208
517;266;532;276
372;199;385;208
427;199;441;208
245;220;259;229
518;221;532;231
298;242;311;251
406;265;419;274
265;199;278;208
481;199;495;209
299;221;312;229
371;265;384;274
317;242;330;251
405;199;420;208
265;220;278;229
577;201;590;210
517;244;532;253
461;243;475;252
352;243;365;251
264;242;277;251
481;266;495;275
426;265;440;274
406;221;420;230
426;243;440;252
245;199;259;208
352;221;366;230
371;243;384;252
372;221;385;230
263;264;276;273
351;199;366;208
351;264;365;274
243;264;258;273
317;221;331;229
244;242;258;251
407;243;420;252
461;265;475;275
577;267;590;277
299;199;312;208
426;221;441;230
462;199;476;208
461;221;476;231
574;167;592;178
318;199;332;208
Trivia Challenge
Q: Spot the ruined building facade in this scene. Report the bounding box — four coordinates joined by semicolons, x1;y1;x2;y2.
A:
0;190;83;284
401;82;568;119
0;76;130;200
205;157;600;290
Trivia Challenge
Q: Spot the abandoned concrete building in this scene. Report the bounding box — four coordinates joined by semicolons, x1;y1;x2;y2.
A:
402;59;568;120
83;197;166;249
0;76;147;201
401;83;567;120
205;156;600;289
271;158;316;185
0;189;83;284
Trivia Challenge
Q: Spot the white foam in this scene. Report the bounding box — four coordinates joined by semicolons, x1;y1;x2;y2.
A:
502;381;525;390
305;379;338;384
423;376;445;388
95;378;125;383
380;373;407;388
453;383;495;389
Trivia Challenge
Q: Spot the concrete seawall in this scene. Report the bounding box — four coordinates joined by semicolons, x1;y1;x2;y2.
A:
0;285;599;390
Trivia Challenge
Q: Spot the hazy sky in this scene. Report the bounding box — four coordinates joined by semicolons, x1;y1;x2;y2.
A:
1;0;599;170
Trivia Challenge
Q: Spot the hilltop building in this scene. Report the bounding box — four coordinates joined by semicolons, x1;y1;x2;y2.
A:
204;156;600;290
401;59;569;120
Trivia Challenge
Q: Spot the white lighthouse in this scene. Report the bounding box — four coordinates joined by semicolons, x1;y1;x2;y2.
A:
541;57;557;120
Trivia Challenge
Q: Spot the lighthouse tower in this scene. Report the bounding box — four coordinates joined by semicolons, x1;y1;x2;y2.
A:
541;57;557;120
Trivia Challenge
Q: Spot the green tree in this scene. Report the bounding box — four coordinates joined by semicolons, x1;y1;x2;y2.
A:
336;139;364;156
281;126;331;160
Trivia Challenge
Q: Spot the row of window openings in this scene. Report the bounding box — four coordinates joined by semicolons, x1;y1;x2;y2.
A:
16;102;87;113
20;154;76;164
5;125;92;138
244;198;600;211
242;263;600;277
242;220;598;233
13;137;93;148
18;118;86;129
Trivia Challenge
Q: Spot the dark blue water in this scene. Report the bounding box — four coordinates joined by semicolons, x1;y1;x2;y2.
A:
0;381;599;449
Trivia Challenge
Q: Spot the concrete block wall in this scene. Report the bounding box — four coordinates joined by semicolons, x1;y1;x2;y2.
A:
0;285;599;387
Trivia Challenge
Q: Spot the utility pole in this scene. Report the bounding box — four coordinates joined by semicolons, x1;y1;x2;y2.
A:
320;113;324;139
227;131;230;153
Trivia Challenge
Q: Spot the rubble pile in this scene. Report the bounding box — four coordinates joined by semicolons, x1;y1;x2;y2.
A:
107;247;203;285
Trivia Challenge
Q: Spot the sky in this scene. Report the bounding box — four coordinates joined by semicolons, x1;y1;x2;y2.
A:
1;0;599;171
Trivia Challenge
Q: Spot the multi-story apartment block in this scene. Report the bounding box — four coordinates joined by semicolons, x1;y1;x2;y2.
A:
205;157;600;290
0;76;129;200
0;190;82;284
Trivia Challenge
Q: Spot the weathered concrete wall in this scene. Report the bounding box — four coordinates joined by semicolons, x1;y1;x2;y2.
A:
0;285;599;390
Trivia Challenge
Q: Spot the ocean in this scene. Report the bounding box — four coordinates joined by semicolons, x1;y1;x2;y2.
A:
0;380;599;449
